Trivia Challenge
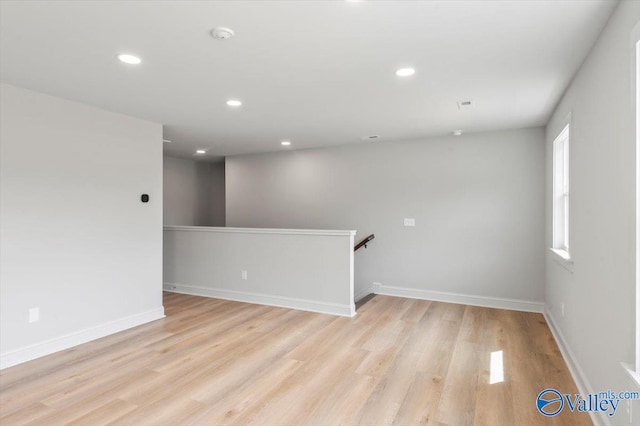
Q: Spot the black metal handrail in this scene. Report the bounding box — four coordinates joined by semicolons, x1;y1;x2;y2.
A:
354;234;375;252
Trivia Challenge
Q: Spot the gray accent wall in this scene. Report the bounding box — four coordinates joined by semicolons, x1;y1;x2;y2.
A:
226;127;546;304
163;156;225;227
0;83;164;365
545;1;639;424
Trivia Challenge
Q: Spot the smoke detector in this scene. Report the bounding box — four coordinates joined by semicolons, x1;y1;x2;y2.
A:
211;27;235;40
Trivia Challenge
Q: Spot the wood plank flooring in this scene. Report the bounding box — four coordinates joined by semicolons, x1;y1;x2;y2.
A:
0;292;591;425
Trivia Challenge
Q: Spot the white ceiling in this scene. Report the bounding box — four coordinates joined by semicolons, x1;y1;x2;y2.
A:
0;0;618;160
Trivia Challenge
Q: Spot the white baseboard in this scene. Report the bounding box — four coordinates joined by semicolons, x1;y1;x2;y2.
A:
354;284;375;303
0;307;165;370
372;283;544;313
544;308;604;426
164;283;356;317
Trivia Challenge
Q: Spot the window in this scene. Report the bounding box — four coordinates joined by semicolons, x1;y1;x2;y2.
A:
624;36;640;389
552;125;570;259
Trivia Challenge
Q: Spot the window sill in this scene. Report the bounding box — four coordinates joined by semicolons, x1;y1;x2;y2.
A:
621;363;640;390
550;248;574;273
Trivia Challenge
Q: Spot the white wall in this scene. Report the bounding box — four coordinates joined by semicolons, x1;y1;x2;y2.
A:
544;1;640;424
0;84;164;368
226;127;546;310
163;156;225;226
163;226;355;316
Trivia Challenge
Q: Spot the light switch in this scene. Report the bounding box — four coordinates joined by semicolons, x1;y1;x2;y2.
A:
403;218;416;227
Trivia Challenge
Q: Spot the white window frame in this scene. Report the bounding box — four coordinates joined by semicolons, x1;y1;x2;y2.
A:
634;38;640;386
551;124;571;261
623;30;640;390
635;37;640;383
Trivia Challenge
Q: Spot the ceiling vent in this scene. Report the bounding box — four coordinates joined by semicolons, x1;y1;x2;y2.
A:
457;100;473;109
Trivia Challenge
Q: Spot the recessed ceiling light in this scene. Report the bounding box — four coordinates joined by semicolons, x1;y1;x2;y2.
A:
395;68;415;77
211;27;235;40
452;130;463;136
117;54;141;65
195;149;206;154
281;141;291;146
163;139;172;143
226;99;242;107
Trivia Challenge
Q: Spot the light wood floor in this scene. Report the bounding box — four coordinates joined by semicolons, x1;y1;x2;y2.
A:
0;293;591;425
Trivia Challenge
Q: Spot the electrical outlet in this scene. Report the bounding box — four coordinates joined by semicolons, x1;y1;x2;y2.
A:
403;218;416;227
241;270;248;280
561;303;565;317
28;307;39;323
